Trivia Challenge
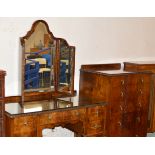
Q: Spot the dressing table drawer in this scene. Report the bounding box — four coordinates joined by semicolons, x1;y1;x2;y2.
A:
87;106;105;121
63;108;85;122
85;119;105;136
39;112;63;125
12;116;36;137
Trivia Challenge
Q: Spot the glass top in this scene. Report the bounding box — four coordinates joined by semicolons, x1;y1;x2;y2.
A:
5;96;105;115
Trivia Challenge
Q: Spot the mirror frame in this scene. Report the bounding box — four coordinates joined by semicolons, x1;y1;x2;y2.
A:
20;20;76;102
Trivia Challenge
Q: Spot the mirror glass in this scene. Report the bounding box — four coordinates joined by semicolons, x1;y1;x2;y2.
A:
58;40;73;92
24;22;56;92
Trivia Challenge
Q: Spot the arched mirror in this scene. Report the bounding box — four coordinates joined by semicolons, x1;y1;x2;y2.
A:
20;20;75;102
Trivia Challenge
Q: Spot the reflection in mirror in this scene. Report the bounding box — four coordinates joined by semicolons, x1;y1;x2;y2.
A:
24;22;56;92
57;100;72;108
58;40;74;92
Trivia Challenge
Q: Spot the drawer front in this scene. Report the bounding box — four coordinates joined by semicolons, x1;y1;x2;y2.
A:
122;112;136;136
110;76;126;88
109;112;123;136
13;130;36;137
39;112;63;125
63;108;85;122
13;116;36;137
87;106;106;122
86;120;105;136
135;111;148;136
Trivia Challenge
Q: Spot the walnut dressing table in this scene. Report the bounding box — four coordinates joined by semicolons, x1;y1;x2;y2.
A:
5;97;107;137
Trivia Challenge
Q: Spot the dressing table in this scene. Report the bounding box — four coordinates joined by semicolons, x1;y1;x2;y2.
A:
5;97;107;137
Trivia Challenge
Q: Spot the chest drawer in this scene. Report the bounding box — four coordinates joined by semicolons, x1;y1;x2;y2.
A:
63;108;85;122
39;111;63;125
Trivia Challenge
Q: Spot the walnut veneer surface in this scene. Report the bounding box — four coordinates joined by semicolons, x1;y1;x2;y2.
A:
5;97;107;137
124;61;155;132
79;65;152;136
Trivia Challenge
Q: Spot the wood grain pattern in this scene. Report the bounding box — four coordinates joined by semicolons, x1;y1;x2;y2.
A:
79;64;152;136
124;61;155;132
5;103;107;137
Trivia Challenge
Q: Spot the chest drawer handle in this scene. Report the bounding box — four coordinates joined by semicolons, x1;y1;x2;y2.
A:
138;102;142;107
121;80;125;85
121;92;124;97
117;121;122;127
139;89;143;95
140;78;144;84
120;105;123;111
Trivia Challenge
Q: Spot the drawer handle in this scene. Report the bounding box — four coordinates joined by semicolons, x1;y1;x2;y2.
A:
139;89;143;95
120;105;123;111
91;124;101;129
121;80;125;85
48;115;52;120
95;111;99;116
75;111;79;116
140;78;144;84
117;121;122;127
24;122;28;126
138;102;142;107
121;92;124;97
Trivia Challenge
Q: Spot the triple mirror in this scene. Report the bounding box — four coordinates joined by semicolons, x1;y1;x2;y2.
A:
20;20;75;101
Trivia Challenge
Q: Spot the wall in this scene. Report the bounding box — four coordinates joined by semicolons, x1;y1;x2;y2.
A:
0;17;155;96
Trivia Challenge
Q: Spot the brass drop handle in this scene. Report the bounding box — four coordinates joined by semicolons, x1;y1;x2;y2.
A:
140;78;144;84
75;111;79;116
24;121;28;126
138;102;142;107
48;115;52;120
95;110;99;116
121;92;124;97
139;89;143;95
121;80;125;85
117;121;122;127
120;105;123;111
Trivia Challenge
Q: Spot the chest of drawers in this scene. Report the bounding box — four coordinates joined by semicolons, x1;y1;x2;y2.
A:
124;61;155;132
79;69;152;136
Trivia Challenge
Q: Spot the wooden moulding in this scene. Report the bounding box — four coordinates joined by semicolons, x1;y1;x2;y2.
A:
81;63;121;71
5;90;77;103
